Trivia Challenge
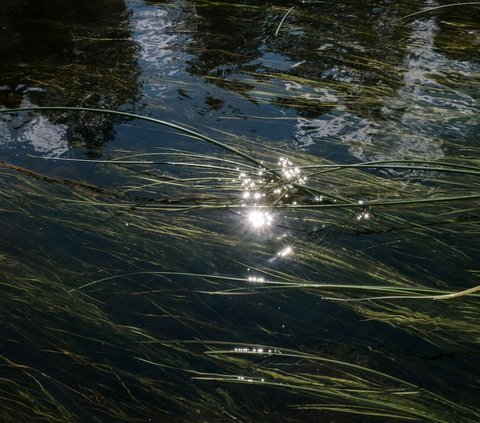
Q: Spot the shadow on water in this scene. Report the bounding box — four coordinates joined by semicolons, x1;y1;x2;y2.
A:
0;0;141;156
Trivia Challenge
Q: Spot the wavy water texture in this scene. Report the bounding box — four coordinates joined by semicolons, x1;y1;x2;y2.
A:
0;98;68;157
294;14;479;163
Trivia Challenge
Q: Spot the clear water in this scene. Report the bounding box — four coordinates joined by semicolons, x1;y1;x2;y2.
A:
0;1;479;422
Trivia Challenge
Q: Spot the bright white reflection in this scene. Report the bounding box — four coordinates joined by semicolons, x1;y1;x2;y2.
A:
248;276;265;284
279;156;307;184
238;166;268;208
16;114;68;157
269;245;294;263
357;211;371;221
247;210;273;228
233;347;280;355
277;246;293;258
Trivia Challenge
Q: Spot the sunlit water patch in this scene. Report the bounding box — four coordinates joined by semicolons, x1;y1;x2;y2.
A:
292;11;479;164
294;112;376;153
0;98;68;158
130;2;186;104
379;17;479;162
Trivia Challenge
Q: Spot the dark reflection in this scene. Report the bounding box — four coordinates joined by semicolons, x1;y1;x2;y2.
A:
147;0;415;119
0;0;140;156
182;0;268;106
435;6;480;62
183;1;264;77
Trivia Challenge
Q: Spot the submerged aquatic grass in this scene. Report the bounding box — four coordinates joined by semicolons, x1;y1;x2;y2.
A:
401;2;480;20
1;109;479;419
1;2;479;420
1;107;479;356
195;342;480;423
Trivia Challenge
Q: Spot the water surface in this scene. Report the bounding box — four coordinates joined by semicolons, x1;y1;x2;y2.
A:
0;1;479;422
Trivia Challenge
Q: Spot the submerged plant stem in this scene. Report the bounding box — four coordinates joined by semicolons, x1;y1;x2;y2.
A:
325;284;480;302
275;6;294;36
402;2;480;19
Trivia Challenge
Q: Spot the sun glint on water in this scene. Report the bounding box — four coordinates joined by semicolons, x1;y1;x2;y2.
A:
247;210;273;228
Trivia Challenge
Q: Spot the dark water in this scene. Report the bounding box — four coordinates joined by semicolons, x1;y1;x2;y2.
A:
0;1;480;422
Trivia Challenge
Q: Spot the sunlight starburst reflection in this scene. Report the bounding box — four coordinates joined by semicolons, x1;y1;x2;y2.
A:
357;210;371;221
247;210;273;228
279;156;307;184
277;246;293;258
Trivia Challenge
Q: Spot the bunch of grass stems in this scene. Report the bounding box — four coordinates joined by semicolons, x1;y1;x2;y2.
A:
0;106;479;421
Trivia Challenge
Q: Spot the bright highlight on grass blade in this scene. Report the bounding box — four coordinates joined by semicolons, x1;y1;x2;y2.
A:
277;246;293;258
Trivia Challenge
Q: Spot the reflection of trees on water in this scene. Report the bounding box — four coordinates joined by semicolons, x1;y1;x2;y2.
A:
270;1;409;113
2;0;475;159
286;1;479;161
145;0;478;163
152;0;413;115
158;0;478;162
183;2;264;77
0;0;140;156
149;0;270;108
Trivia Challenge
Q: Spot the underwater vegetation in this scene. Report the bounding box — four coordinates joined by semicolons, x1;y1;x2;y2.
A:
1;103;479;422
1;1;480;422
